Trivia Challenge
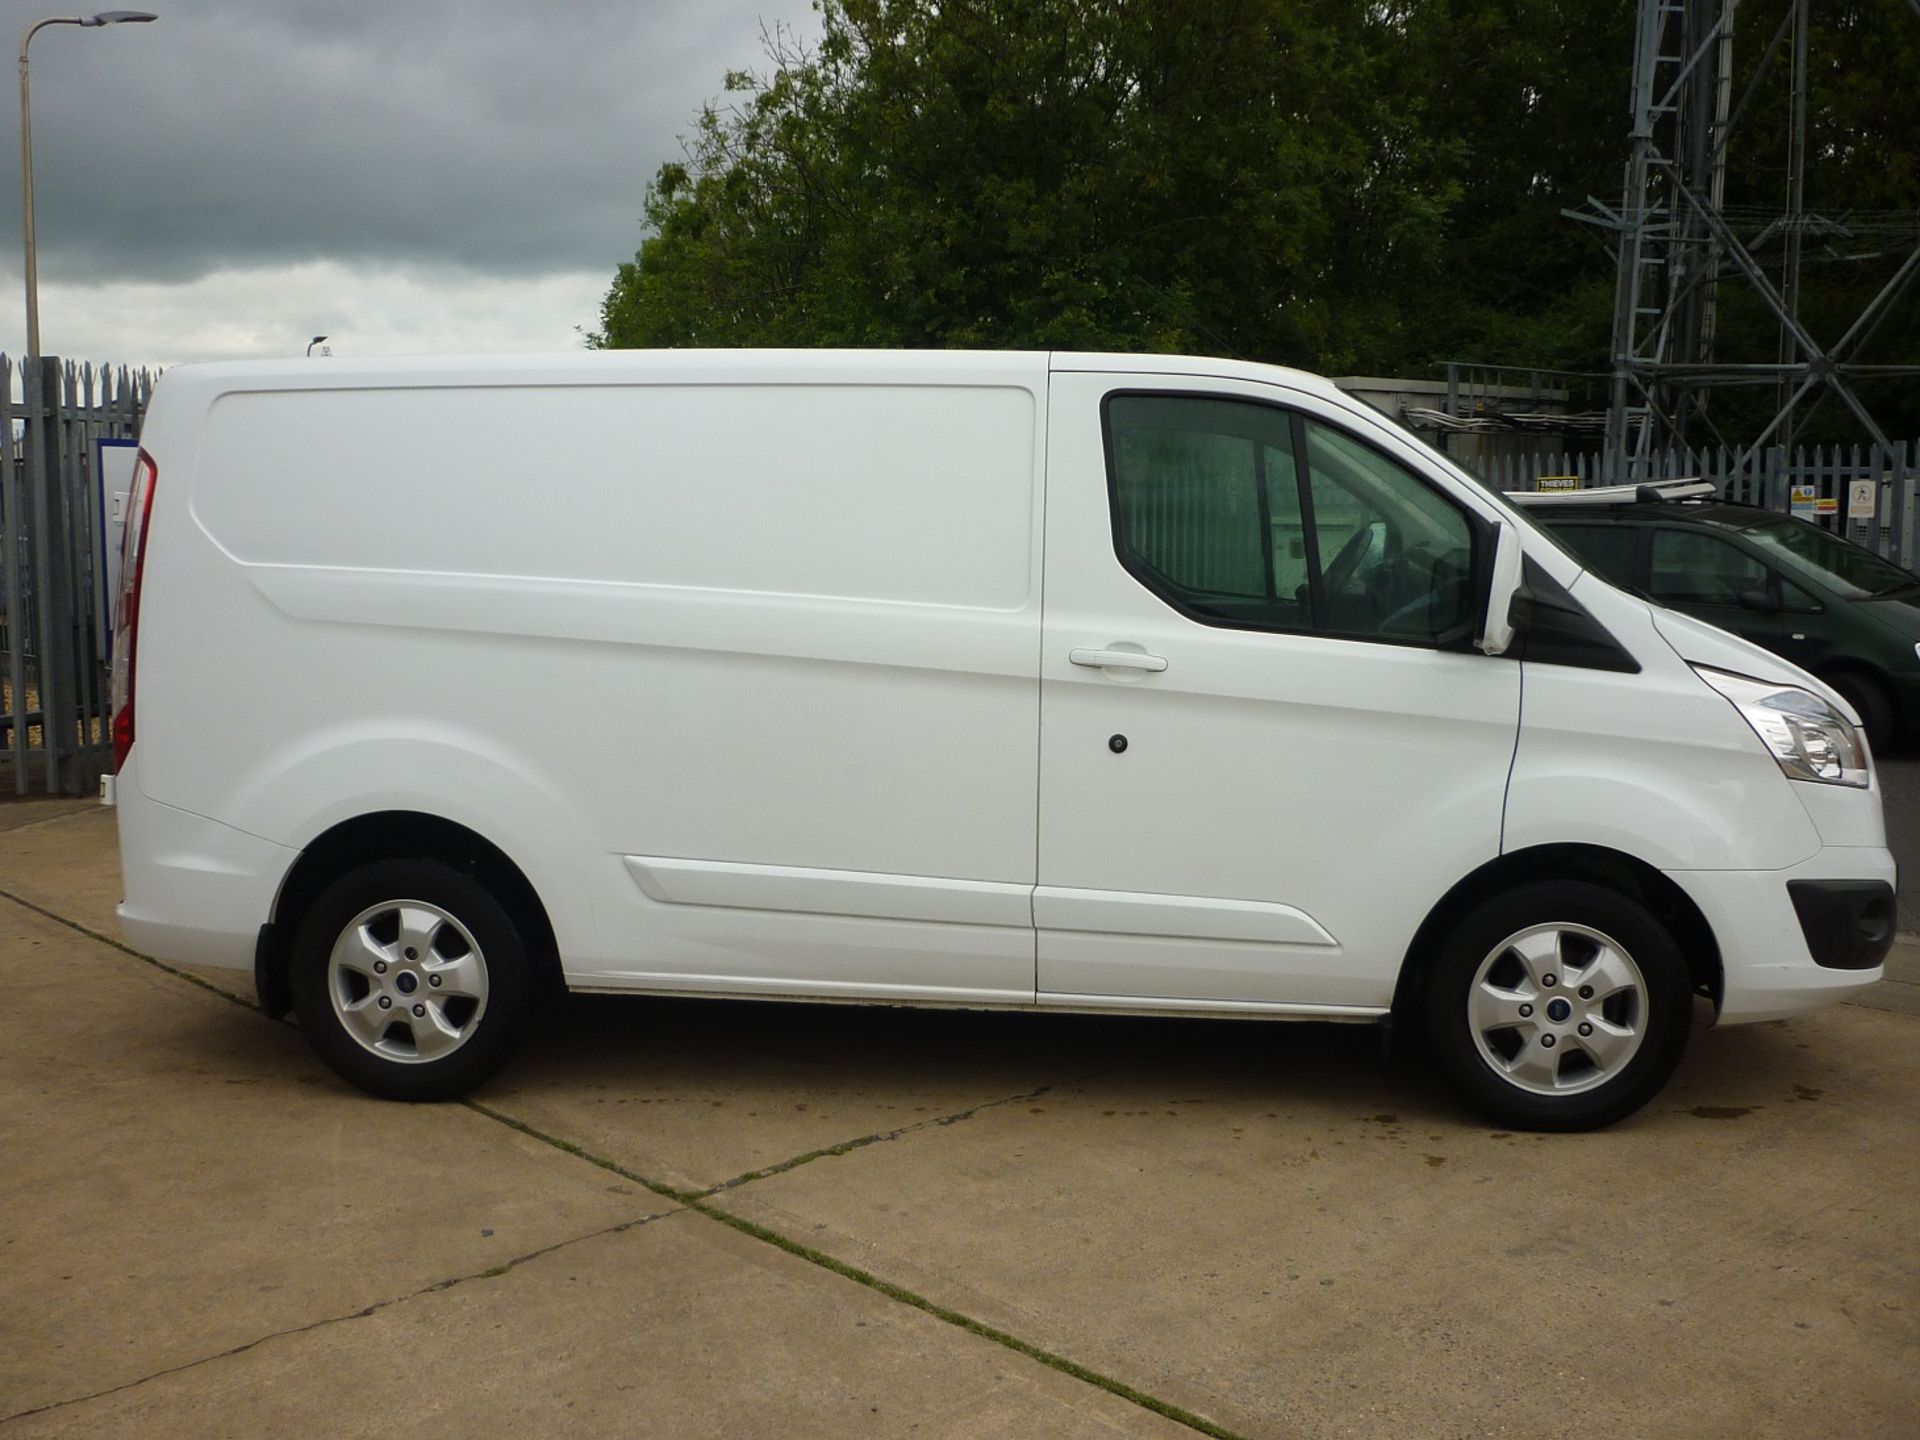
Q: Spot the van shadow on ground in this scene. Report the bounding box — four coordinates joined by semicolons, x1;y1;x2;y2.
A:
493;991;1814;1133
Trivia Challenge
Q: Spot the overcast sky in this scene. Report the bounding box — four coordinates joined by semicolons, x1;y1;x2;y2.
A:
0;0;822;369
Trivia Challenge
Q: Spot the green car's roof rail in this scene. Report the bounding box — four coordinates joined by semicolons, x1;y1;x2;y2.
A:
1504;479;1719;509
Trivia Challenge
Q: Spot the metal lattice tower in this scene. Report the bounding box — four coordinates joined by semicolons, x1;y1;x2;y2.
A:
1570;0;1920;482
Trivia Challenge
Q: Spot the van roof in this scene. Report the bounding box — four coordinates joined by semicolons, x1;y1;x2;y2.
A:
1050;350;1345;399
156;349;1347;400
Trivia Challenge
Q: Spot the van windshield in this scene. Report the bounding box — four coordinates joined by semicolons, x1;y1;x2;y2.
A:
1737;516;1919;599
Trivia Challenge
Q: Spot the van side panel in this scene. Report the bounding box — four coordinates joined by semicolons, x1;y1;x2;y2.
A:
135;362;1047;999
189;384;1035;608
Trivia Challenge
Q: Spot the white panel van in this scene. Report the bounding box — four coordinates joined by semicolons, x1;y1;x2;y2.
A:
108;351;1895;1129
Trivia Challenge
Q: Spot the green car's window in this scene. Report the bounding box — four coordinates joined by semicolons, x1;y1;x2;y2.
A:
1739;517;1918;599
1554;523;1640;590
1779;575;1823;614
1648;530;1767;605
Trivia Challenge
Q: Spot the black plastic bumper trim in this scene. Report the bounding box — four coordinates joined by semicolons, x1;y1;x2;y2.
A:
1787;880;1896;971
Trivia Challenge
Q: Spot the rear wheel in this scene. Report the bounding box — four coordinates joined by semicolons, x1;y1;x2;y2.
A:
1424;881;1693;1131
289;857;532;1100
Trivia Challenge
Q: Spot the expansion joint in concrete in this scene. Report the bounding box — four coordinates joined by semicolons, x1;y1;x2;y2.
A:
0;883;257;1011
695;1070;1115;1198
462;1098;1247;1440
0;1208;684;1426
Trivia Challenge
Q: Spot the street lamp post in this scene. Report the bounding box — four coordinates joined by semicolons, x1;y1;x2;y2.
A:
16;11;153;797
19;10;156;360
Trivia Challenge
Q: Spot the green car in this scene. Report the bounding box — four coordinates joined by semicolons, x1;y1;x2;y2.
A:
1521;487;1920;747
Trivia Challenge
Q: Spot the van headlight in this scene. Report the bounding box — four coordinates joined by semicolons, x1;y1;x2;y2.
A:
1695;667;1869;787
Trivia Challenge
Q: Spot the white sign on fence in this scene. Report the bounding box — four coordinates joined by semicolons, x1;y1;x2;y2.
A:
1848;479;1877;521
95;437;139;659
1789;484;1818;517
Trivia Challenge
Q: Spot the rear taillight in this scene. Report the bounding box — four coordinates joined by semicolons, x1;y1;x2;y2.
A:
110;450;157;772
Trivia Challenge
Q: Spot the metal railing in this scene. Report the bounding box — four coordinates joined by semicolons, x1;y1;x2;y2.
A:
1474;440;1920;566
2;352;153;795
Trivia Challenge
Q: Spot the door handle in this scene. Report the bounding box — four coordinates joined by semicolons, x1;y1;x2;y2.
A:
1069;648;1168;673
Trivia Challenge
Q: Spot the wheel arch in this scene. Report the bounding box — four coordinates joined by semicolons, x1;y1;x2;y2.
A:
1392;843;1722;1022
256;810;561;1018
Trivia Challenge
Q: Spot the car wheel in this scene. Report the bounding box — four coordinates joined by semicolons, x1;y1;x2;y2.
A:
1825;672;1895;750
289;857;532;1100
1424;881;1693;1131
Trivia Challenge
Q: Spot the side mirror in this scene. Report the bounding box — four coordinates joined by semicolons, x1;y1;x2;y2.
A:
1738;586;1781;615
1476;521;1526;656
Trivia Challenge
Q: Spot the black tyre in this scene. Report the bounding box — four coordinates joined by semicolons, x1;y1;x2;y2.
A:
1424;881;1693;1131
289;857;533;1100
1825;672;1895;751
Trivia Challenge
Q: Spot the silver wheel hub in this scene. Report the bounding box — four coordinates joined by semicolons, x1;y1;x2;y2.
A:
1468;922;1647;1096
327;900;489;1064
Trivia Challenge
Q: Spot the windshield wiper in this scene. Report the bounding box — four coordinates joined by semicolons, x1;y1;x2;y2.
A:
1862;579;1920;599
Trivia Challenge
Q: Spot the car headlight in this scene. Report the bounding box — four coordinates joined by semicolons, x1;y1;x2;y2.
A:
1695;667;1869;787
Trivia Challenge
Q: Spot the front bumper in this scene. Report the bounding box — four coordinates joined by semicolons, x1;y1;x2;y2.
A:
1668;845;1896;1024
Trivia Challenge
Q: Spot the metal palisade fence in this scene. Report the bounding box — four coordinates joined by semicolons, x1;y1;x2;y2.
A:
2;353;154;796
1475;441;1920;567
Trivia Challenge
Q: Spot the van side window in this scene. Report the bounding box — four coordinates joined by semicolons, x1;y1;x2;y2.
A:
1300;421;1475;642
1105;395;1475;645
1649;530;1766;606
1107;396;1308;629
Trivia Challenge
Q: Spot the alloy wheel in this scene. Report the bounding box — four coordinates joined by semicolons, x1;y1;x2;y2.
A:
326;899;490;1064
1466;922;1648;1096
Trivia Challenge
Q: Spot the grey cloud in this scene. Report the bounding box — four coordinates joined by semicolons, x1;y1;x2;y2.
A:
0;0;818;286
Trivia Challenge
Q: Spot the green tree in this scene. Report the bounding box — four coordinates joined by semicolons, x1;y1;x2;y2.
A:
598;0;1465;367
596;0;1918;440
1387;0;1633;373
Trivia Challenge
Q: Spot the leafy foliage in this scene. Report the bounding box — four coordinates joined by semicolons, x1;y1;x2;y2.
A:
596;0;1917;438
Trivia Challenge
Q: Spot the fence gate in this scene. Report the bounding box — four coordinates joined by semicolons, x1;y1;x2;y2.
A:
2;353;153;796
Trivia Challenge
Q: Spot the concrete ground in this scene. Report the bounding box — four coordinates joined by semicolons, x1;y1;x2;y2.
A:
2;803;1917;1438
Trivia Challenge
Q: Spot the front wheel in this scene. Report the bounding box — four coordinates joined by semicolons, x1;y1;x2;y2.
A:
289;857;533;1100
1424;881;1693;1131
